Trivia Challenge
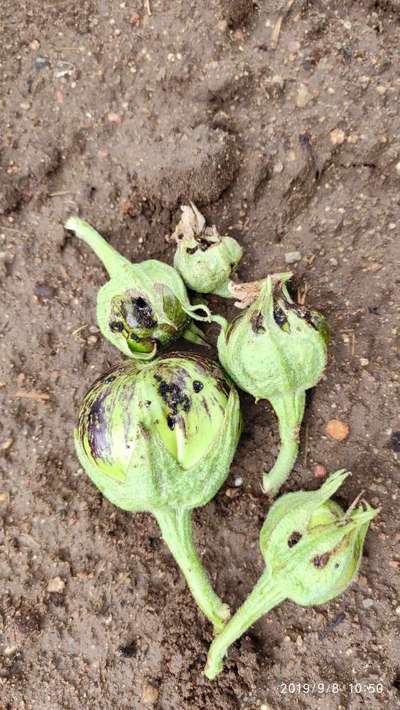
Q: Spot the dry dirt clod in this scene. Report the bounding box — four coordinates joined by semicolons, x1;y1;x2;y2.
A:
142;680;159;705
325;419;350;441
0;437;13;451
47;577;65;593
285;251;302;264
296;83;312;108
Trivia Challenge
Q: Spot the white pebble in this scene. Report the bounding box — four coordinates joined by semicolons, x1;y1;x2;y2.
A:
285;251;302;264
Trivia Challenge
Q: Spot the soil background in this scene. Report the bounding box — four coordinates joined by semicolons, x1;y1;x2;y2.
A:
1;1;400;708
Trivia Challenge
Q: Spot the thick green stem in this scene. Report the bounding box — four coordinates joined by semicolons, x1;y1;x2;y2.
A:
155;508;230;634
263;390;306;497
212;280;234;299
205;572;286;679
65;216;126;277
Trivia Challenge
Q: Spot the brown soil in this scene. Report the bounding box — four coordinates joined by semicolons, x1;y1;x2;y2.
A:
1;1;400;708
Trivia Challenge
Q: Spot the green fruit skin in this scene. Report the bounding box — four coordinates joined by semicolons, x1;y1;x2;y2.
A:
75;353;241;513
98;260;196;358
216;278;328;401
259;470;377;606
204;470;378;678
174;236;243;294
65;217;209;360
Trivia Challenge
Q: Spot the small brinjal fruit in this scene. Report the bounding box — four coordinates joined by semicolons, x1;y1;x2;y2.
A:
205;470;378;678
75;353;242;633
213;274;329;496
172;203;243;297
65;217;211;360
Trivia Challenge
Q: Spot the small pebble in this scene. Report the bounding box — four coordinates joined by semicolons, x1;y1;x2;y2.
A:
362;598;374;609
34;56;49;72
107;112;123;124
4;645;18;656
30;39;41;50
225;487;239;499
325;419;349;441
360;358;369;367
296;83;312;108
234;476;243;487
395;162;400;176
87;335;98;345
330;128;345;145
273;161;284;174
313;464;327;479
285;251;302;264
142;681;159;705
130;13;140;26
47;576;65;593
0;437;13;451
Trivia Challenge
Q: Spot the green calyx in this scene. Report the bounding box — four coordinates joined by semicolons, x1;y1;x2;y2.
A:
65;217;211;360
205;470;378;679
214;274;329;496
75;353;241;632
172;203;243;296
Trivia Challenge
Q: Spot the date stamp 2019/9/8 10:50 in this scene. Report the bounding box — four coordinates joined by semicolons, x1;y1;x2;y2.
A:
279;682;384;695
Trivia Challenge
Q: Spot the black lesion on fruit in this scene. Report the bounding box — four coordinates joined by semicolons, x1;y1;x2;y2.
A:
273;305;288;328
157;378;192;419
288;531;302;547
85;392;110;461
186;245;199;255
251;312;265;334
130;297;157;330
193;380;204;393
167;415;176;430
110;320;124;333
104;375;116;384
312;552;331;568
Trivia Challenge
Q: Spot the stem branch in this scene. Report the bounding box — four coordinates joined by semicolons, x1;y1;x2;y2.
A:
65;216;125;277
205;572;285;679
263;390;306;497
155;508;230;634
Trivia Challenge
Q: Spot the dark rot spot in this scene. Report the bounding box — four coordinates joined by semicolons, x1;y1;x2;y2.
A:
157;378;192;417
273;305;287;328
104;375;116;384
390;431;400;453
118;641;137;658
167;415;176;430
288;531;302;548
186;245;198;255
193;380;204;393
85;392;110;461
131;297;157;330
251;312;265;334
110;320;124;333
312;552;331;568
